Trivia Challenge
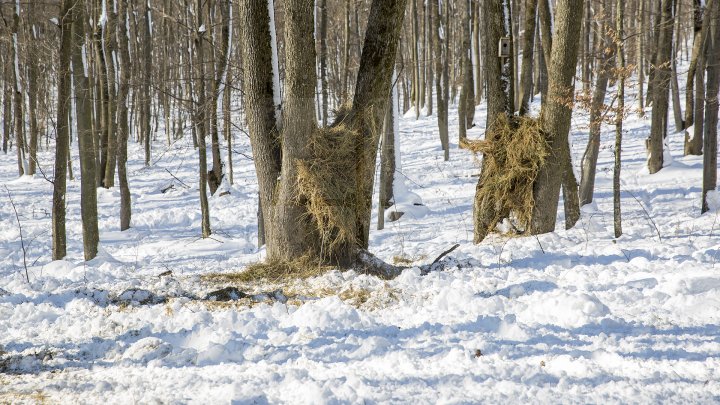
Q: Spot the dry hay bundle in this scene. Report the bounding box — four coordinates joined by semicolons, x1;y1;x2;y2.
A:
466;114;549;235
296;124;367;254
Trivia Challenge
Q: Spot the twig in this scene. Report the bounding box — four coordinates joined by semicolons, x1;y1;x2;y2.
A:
5;186;29;283
431;244;460;265
622;188;662;242
535;235;545;254
164;168;191;189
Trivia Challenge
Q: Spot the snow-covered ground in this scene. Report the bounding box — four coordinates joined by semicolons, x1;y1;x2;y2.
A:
2;83;720;403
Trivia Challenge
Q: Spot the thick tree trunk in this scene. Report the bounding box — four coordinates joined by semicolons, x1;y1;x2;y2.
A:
52;0;75;260
473;0;514;243
348;0;408;252
702;0;720;213
647;0;674;174
268;0;319;261
71;1;100;260
239;0;282;250
530;0;584;235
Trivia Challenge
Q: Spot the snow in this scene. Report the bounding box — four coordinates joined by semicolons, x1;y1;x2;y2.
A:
1;69;720;403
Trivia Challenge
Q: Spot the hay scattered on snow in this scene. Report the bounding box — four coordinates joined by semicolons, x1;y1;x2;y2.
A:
204;256;334;284
464;114;549;236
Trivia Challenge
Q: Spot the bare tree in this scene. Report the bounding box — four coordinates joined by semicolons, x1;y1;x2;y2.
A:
529;0;585;234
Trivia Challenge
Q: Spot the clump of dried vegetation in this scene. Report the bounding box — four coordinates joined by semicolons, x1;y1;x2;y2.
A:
463;114;549;236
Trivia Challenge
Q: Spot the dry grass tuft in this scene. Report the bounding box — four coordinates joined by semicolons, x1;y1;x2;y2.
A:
203;256;334;284
463;114;549;235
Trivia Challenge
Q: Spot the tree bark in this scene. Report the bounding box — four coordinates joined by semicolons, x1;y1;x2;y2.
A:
473;0;514;243
117;0;132;230
519;0;538;116
238;0;282;250
431;0;449;161
702;0;720;213
684;0;714;155
71;0;100;260
646;0;674;175
530;0;585;235
580;0;612;206
52;0;75;260
614;0;625;238
194;0;211;238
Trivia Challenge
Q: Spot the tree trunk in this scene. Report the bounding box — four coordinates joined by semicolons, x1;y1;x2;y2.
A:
669;0;684;132
104;0;118;188
580;0;612;206
519;0;537;116
142;1;152;167
52;0;75;260
647;0;674;175
378;90;396;230
12;5;26;177
194;0;211;238
71;0;100;260
637;0;645;115
473;0;514;243
239;0;282;250
411;0;420;119
117;0;132;231
614;0;625;238
702;0;720;213
685;0;714;155
530;0;585;235
431;0;449;161
458;0;474;145
319;0;328;126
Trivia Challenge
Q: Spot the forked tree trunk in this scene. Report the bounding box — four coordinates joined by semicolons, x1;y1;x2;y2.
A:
529;0;584;235
580;0;612;206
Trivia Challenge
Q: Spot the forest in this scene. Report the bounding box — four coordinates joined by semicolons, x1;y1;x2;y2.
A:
1;0;719;402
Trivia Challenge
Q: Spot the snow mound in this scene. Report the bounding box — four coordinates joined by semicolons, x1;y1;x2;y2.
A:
281;296;372;333
516;290;610;329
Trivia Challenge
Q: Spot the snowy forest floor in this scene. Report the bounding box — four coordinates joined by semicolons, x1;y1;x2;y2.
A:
1;82;720;403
